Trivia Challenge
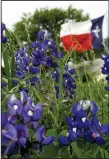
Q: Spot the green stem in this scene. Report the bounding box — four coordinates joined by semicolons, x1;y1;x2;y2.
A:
58;65;63;101
56;64;63;129
84;141;86;158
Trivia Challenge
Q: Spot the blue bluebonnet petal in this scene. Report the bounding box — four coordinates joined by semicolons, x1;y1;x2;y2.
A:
69;68;75;74
96;136;105;145
33;110;42;121
66;116;73;126
31;121;38;129
75;109;86;119
8;104;17;116
35;125;44;142
8;99;23;116
68;130;77;142
1;36;7;43
91;116;101;131
42;136;54;145
1;135;9;145
19;137;26;147
31;42;37;48
58;136;70;146
105;86;109;91
2;112;8;129
72;103;81;115
1;23;6;31
90;101;99;115
101;124;109;134
2;123;17;141
66;116;76;127
8;115;16;124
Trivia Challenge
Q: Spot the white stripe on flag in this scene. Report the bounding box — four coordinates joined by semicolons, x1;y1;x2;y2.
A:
60;20;92;37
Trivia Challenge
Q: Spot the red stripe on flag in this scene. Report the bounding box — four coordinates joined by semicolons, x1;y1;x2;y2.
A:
60;33;92;53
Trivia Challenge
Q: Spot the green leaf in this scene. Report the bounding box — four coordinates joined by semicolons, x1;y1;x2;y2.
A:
11;51;16;79
59;130;67;136
2;46;11;89
58;64;63;101
100;148;109;158
39;144;57;158
32;87;43;102
2;48;10;79
71;142;82;158
63;48;73;64
46;129;57;138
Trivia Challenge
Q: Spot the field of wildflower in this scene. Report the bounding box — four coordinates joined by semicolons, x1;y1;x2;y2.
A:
1;21;109;158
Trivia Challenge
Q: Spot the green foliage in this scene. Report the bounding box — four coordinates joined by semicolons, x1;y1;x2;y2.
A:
104;37;109;50
46;129;58;140
71;142;82;158
13;6;89;42
39;144;58;158
100;148;109;158
2;14;109;158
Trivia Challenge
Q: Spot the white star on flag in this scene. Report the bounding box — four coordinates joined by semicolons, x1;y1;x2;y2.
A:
92;25;101;38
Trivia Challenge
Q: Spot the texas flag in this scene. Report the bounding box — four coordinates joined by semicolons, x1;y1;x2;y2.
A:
60;16;104;53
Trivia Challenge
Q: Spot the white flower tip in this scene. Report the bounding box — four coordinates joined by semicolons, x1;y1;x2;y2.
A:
28;110;33;116
66;132;69;137
83;100;91;110
48;42;51;45
13;105;18;110
82;117;86;123
67;61;73;69
73;128;77;133
10;94;17;101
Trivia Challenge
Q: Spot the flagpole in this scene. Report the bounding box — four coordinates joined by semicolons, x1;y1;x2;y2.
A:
104;10;108;52
106;10;109;50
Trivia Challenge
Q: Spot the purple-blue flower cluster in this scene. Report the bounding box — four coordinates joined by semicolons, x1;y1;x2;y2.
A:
101;53;109;91
58;100;109;146
2;91;54;157
52;63;77;98
1;23;7;43
14;30;64;89
15;47;40;87
1;81;7;88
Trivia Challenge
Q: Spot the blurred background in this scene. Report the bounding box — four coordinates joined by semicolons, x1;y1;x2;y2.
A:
2;1;108;40
1;1;109;80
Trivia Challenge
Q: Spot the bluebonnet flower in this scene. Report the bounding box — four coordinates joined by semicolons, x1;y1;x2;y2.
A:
15;124;28;147
1;81;7;88
29;65;40;74
22;98;43;123
7;94;23;116
2;91;54;157
72;100;99;116
14;29;65;92
101;53;109;91
1;23;7;43
58;100;109;146
31;125;54;155
52;62;77;98
31;29;64;68
15;47;40;88
1;112;17;146
46;57;57;68
58;129;77;146
1;143;19;156
35;125;54;145
38;30;50;40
